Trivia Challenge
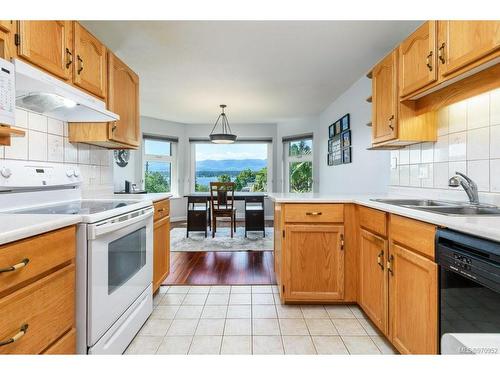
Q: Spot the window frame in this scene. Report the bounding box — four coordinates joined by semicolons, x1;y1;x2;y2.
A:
142;136;178;194
189;141;273;193
283;136;313;193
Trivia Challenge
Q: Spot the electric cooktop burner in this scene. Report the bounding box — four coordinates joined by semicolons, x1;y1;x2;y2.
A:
11;200;140;215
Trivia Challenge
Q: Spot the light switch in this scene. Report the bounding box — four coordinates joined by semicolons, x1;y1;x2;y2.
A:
390;156;398;170
419;164;429;179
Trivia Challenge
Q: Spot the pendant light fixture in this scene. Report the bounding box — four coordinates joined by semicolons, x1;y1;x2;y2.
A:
209;104;237;144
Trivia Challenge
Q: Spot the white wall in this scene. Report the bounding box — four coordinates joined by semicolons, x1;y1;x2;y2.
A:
318;77;390;195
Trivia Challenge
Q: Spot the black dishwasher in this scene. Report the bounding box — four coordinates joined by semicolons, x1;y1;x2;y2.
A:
437;229;500;351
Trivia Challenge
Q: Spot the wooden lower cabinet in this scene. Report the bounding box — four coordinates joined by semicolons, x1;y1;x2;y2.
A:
283;224;344;302
358;228;388;334
0;227;76;354
389;243;438;354
153;199;170;293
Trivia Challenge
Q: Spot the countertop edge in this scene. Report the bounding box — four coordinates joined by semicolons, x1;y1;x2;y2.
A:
0;215;82;246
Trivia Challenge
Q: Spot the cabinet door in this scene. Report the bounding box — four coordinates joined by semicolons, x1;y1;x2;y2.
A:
389;243;438;354
399;21;437;97
153;215;170;293
359;229;388;334
73;22;107;99
17;21;72;80
108;52;140;147
284;224;344;301
438;21;500;77
372;50;398;144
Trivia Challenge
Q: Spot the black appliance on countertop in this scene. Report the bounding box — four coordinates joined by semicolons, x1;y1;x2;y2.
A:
436;229;500;352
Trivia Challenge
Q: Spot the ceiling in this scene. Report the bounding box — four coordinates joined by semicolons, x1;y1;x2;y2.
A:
83;21;421;124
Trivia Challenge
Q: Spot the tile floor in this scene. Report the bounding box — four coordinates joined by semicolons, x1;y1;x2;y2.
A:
125;285;398;355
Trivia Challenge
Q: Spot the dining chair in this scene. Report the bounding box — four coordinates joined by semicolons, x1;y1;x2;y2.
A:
209;182;237;238
244;195;265;237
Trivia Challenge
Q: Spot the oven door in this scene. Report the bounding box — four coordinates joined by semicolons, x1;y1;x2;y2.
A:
87;207;153;346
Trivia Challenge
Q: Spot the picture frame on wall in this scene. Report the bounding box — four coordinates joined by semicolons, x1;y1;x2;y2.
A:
328;139;333;153
327;153;333;166
341;114;350;131
328;124;334;138
341;130;351;148
342;147;352;164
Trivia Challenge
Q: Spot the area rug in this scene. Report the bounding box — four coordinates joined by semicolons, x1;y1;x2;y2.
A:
170;227;274;252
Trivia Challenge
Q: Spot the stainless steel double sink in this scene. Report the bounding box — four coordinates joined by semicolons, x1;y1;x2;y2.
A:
371;198;500;216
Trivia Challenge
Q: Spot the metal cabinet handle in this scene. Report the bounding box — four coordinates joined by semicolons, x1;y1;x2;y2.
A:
0;324;28;347
388;115;395;130
65;48;73;69
377;250;384;270
438;42;446;64
112;123;117;132
426;51;433;71
77;55;84;74
0;258;29;273
387;255;394;276
157;208;165;213
305;212;322;216
340;233;345;251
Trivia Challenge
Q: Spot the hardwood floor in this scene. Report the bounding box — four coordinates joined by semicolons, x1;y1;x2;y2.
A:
164;251;276;285
166;219;276;285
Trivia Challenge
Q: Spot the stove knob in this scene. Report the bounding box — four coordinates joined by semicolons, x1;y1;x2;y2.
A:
73;169;80;177
1;167;12;178
66;169;75;177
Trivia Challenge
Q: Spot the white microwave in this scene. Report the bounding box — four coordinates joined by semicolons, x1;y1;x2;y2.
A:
0;57;15;126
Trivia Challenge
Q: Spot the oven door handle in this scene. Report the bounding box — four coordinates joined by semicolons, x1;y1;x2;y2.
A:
88;208;154;239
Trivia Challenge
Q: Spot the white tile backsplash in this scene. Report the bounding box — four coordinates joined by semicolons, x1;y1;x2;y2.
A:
491;89;500;126
448;131;467;161
47;117;64;136
449;101;467;133
467;93;489;130
47;134;64;162
28;112;47;132
467;127;489;160
1;108;113;192
391;89;500;198
28;130;48;161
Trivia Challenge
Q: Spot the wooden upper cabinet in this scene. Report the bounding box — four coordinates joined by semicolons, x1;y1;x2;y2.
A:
359;229;388;335
73;22;107;99
108;52;140;147
399;21;437;97
372;50;398;144
17;21;72;81
284;224;344;301
389;243;438;354
438;21;500;78
0;20;13;32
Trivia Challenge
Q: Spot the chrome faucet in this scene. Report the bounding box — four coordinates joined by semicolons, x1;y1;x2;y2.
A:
448;172;479;205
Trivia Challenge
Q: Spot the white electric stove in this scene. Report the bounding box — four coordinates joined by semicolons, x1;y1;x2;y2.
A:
0;160;154;354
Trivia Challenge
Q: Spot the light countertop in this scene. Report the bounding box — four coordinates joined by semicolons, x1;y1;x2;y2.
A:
0;214;81;246
268;193;500;242
0;193;171;246
112;192;172;202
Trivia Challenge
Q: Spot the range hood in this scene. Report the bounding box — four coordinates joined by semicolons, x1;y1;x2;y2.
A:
14;59;119;123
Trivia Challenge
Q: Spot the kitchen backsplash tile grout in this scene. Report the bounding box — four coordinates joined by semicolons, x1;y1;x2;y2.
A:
0;108;113;189
390;88;500;195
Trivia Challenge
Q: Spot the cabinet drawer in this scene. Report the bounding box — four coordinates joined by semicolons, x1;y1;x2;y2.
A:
154;199;170;221
359;206;387;237
284;204;344;223
390;215;436;260
43;328;76;354
0;264;75;354
0;226;76;295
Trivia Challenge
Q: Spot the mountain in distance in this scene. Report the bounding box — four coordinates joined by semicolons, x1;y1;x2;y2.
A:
196;159;266;172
